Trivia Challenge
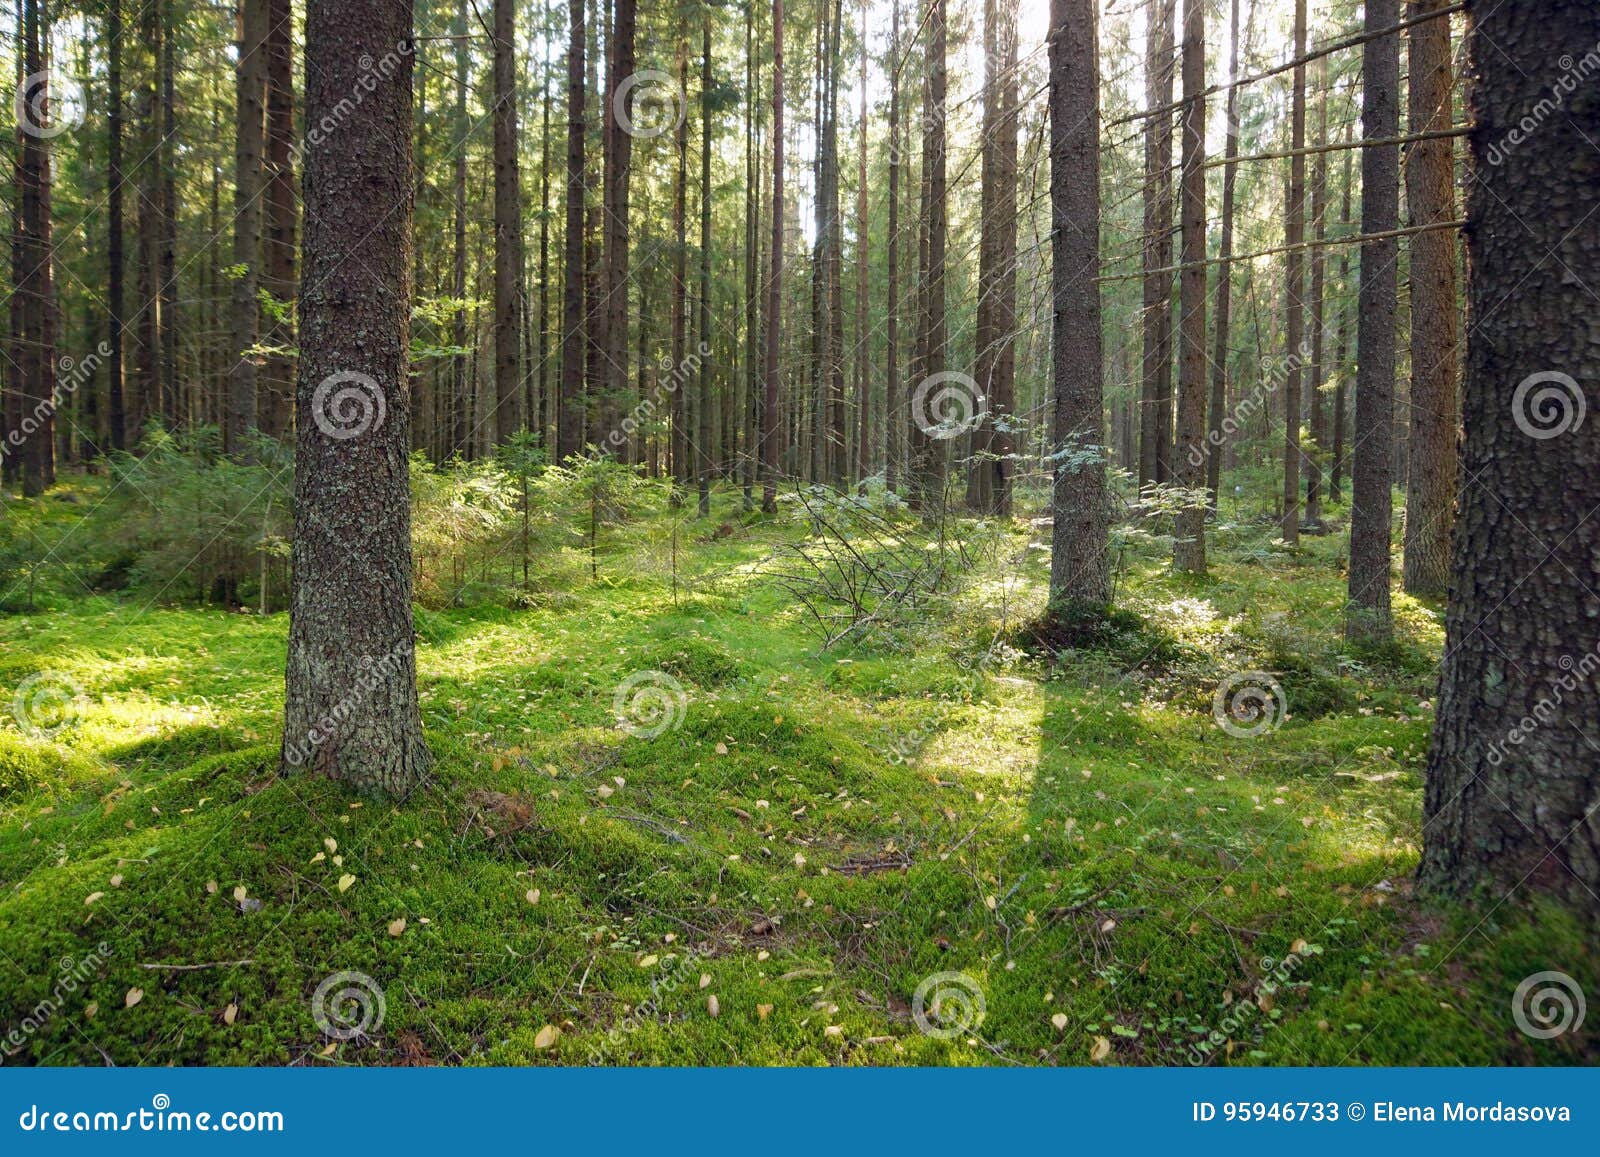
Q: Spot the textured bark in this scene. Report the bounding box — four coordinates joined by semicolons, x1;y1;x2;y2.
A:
970;0;1018;516
760;0;785;513
1346;0;1400;642
451;0;470;458
697;14;714;515
1329;137;1353;501
1401;0;1459;596
107;0;126;452
282;0;431;795
16;0;49;494
670;41;689;497
558;0;587;461
263;0;297;441
910;0;948;509
493;0;526;443
229;0;267;452
1204;0;1241;507
1418;0;1600;913
1304;58;1328;527
1046;0;1110;608
601;0;637;449
1172;0;1207;573
854;0;870;486
1280;0;1307;544
884;0;900;495
1138;0;1175;487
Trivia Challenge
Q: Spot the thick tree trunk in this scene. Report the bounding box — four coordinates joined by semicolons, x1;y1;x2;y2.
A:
282;0;431;795
1046;0;1110;610
1280;0;1307;544
1172;0;1207;573
493;0;526;444
1401;0;1459;596
559;0;587;461
1346;0;1400;642
1138;0;1175;488
229;0;267;452
760;0;785;513
1418;0;1600;913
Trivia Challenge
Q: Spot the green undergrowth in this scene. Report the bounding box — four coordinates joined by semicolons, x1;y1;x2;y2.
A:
0;481;1593;1066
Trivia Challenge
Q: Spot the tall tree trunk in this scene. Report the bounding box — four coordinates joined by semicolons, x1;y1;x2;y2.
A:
1280;0;1307;544
263;0;297;441
1401;0;1459;596
283;0;431;795
1304;56;1328;527
884;0;900;495
1138;0;1175;487
1346;0;1400;642
1329;133;1353;501
229;0;267;452
559;0;587;461
760;0;785;513
697;12;714;516
970;0;1018;516
493;0;525;444
452;0;470;458
742;0;760;508
1046;0;1110;611
670;40;690;500
854;0;870;487
156;0;179;429
601;0;638;452
911;0;948;510
1418;0;1600;914
16;0;50;494
1205;0;1243;508
1172;0;1206;573
107;0;127;453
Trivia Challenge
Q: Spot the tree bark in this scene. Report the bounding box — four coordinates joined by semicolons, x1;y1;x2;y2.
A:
1138;0;1175;488
1346;0;1400;642
1418;0;1600;914
760;0;785;512
1304;56;1328;527
1205;0;1243;508
1280;0;1307;544
229;0;267;452
1172;0;1207;573
493;0;526;444
884;0;900;495
107;0;127;452
1046;0;1110;610
1401;0;1459;596
559;0;587;461
282;0;431;795
263;0;298;441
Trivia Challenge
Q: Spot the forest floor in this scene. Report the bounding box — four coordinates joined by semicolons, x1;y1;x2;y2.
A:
1;478;1595;1066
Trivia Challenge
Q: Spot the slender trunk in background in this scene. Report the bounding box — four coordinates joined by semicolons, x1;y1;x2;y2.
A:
493;0;526;443
451;0;470;459
263;0;298;441
884;0;900;495
760;0;785;513
1205;0;1244;507
538;11;554;451
971;0;1018;515
1280;0;1307;544
1172;0;1206;573
158;0;179;428
670;39;689;499
17;0;48;494
697;13;714;516
1304;56;1329;527
742;2;760;507
854;0;870;486
601;0;638;450
1046;0;1110;609
1138;0;1175;487
107;0;127;451
1401;0;1460;596
912;0;948;510
283;0;430;795
1346;0;1400;642
229;0;267;453
559;0;587;461
1329;131;1353;501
